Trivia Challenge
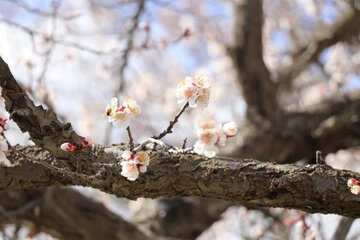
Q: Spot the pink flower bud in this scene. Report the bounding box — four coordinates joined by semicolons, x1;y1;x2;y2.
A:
60;142;76;152
347;178;359;187
82;139;91;148
223;122;238;137
0;118;7;128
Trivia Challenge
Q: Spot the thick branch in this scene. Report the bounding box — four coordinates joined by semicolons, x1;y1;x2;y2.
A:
0;187;149;240
2;146;360;218
0;56;84;159
231;91;360;163
228;0;278;121
276;6;360;90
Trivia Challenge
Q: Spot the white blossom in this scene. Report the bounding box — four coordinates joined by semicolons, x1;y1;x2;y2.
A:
105;97;140;127
193;120;227;158
0;136;10;167
120;150;150;181
120;161;139;181
176;74;210;108
223;122;238;137
348;178;360;195
134;151;150;166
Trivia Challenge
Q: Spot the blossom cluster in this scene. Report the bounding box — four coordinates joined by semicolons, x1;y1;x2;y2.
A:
120;150;150;181
105;97;140;127
194;120;238;158
347;178;360;195
0;114;10;167
176;74;211;108
104;73;237;181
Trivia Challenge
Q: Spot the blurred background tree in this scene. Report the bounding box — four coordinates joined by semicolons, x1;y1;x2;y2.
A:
0;0;360;239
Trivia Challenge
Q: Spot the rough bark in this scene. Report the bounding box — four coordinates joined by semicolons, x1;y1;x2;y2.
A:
0;187;149;240
1;146;360;218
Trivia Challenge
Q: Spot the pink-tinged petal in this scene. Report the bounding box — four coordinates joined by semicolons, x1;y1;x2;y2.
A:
121;161;139;181
122;150;135;160
223;122;238;137
134;151;150;166
347;178;359;187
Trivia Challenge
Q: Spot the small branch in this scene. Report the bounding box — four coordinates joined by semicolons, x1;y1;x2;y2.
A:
275;6;360;90
228;0;278;120
0;17;107;55
126;126;134;150
153;102;189;140
182;138;187;149
331;217;355;240
0;56;84;159
103;0;145;144
0;199;39;221
316;150;325;165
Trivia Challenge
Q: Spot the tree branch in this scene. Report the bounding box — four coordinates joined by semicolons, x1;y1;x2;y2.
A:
331;217;355;240
228;0;278;121
231;91;360;163
275;5;360;90
0;187;149;240
0;56;85;159
2;145;360;218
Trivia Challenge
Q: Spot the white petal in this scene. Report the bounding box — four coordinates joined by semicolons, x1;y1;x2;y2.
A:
121;162;139;181
223;122;238;137
188;97;198;108
0;152;11;167
177;98;186;105
60;143;69;151
139;165;147;173
350;185;360;195
121;150;133;160
110;97;118;106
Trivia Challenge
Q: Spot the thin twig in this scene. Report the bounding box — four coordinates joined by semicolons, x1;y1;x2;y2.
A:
126;126;134;150
182;138;187;149
316;150;325;165
0;17;107;55
103;0;145;144
153;102;189;140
